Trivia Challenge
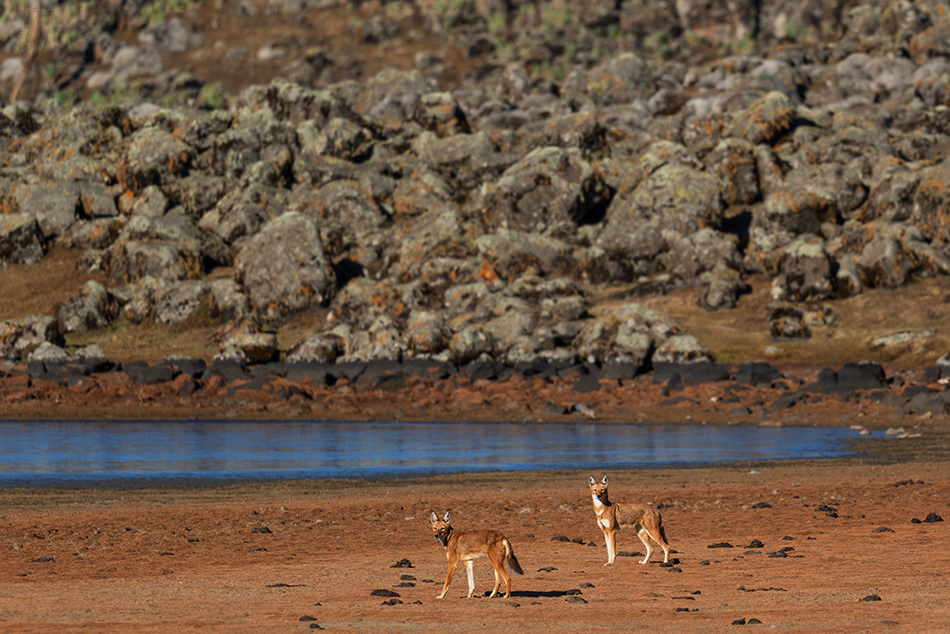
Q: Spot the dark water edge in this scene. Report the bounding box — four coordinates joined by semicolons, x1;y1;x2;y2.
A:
0;419;929;490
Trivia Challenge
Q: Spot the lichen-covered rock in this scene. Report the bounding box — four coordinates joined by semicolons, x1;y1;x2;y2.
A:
121;126;195;191
0;212;43;265
0;315;63;361
596;158;723;277
775;236;835;302
152;280;209;324
234;212;336;323
286;331;343;364
580;52;656;107
652;334;712;364
476;229;574;281
56;280;120;334
447;325;493;365
726;91;796;145
10;180;80;240
109;216;203;283
405;310;446;356
209;278;251;323
481;146;608;233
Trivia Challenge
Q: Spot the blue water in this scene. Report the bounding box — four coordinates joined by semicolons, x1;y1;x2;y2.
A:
0;420;880;488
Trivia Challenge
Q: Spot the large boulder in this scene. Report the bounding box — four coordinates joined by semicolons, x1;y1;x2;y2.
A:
480;146;609;233
0;212;43;265
0;315;63;361
109;216;203;283
56;281;120;334
234;212;336;323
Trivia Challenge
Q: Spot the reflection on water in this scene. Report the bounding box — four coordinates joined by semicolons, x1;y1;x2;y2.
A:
0;420;877;487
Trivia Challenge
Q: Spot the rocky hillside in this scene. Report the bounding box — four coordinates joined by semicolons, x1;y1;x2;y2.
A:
2;0;950;376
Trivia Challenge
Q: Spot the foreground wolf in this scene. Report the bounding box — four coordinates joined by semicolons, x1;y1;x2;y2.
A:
430;510;524;598
589;475;671;566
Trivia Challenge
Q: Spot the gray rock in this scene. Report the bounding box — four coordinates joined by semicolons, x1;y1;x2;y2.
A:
481;146;607;233
235;212;336;323
0;212;43;265
447;325;493;364
727;91;796;145
10;180;80;240
122;126;194;191
476;229;574;281
209;279;251;323
110;216;203;283
56;280;119;334
652;334;712;364
153;280;209;324
287;332;343;364
0;315;62;361
28;341;71;364
405;310;446;356
139;18;203;53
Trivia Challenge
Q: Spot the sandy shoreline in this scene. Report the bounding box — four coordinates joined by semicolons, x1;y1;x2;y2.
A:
2;457;949;633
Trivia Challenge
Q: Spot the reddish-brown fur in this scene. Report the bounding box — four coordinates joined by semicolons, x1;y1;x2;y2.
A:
589;475;671;566
430;511;524;598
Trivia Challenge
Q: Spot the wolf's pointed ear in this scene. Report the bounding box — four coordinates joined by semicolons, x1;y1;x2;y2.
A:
443;511;451;522
430;511;438;523
601;475;608;485
589;476;596;486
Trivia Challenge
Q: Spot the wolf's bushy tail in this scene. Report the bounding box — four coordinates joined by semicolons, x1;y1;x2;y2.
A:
506;540;524;575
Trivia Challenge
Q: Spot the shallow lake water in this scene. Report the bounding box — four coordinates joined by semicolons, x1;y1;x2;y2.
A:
0;420;884;487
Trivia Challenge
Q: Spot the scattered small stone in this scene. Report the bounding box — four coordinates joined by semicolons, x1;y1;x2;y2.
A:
924;513;944;523
394;582;415;587
266;583;305;588
579;582;595;588
371;589;400;597
245;547;267;552
675;607;690;612
571;537;585;544
747;539;764;548
617;551;642;557
665;566;683;572
767;551;788;558
782;536;795;540
400;574;416;580
551;535;570;542
859;594;882;602
30;557;54;563
699;560;710;566
251;526;272;534
672;596;696;600
872;527;894;533
309;624;324;630
563;589;582;595
538;567;557;572
391;559;413;568
894;479;924;487
299;615;318;621
708;542;734;549
747;618;762;624
565;595;587;604
381;598;404;606
751;502;771;509
732;618;747;625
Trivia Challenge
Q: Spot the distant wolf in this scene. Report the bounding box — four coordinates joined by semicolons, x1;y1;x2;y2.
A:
589;475;671;566
430;510;524;599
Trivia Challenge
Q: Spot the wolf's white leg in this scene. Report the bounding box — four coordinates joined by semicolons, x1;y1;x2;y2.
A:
605;531;616;565
638;527;653;564
464;560;475;598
